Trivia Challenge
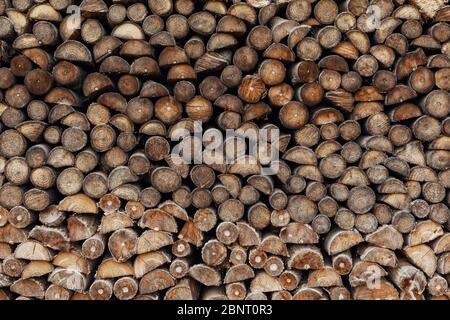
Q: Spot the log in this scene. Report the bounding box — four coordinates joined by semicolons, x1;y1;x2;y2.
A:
89;279;114;300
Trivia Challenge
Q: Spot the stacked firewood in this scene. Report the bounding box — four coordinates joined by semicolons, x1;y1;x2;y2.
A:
0;0;449;300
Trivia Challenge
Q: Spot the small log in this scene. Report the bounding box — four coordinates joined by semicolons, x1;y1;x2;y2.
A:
89;279;114;301
113;277;138;300
48;268;88;293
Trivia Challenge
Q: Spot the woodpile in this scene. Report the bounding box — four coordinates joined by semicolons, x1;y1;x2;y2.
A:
0;0;449;301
